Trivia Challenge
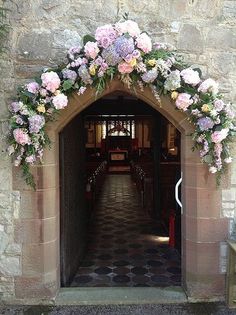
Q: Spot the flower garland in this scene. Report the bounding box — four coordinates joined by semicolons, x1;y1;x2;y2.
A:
7;19;236;188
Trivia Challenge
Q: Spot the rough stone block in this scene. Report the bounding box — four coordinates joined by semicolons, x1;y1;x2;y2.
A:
17;30;53;61
177;24;203;53
0;256;21;276
206;27;236;50
0;231;9;255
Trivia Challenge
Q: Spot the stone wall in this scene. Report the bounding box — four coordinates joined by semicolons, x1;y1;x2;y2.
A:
0;0;236;301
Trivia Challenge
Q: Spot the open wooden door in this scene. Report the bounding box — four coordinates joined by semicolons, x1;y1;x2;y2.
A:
59;114;89;286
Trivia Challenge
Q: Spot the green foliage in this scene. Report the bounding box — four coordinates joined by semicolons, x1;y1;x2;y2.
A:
22;162;36;190
83;35;96;45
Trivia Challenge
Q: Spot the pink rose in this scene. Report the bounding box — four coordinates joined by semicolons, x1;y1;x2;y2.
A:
84;41;100;59
26;82;40;94
52;93;68;110
41;71;61;93
118;62;134;74
136;33;152;53
175;93;193;111
211;128;229;143
13;128;31;145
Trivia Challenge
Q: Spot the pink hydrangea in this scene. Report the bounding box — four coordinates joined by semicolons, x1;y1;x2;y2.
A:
84;41;100;59
115;20;141;37
26;82;40;94
175;93;193;111
180;68;200;86
13;128;31;145
52;93;68;110
118;62;134;74
41;71;61;93
95;24;118;48
136;33;152;53
198;78;219;95
211;128;229;143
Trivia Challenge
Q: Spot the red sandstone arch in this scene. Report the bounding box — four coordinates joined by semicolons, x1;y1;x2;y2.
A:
13;80;227;300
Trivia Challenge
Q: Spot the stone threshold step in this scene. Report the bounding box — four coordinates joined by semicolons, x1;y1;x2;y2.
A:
55;286;187;306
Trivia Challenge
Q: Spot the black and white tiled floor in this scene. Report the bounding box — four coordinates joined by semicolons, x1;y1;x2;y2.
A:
71;174;181;287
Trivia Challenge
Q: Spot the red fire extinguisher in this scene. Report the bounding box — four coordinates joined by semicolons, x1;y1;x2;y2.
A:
169;209;175;248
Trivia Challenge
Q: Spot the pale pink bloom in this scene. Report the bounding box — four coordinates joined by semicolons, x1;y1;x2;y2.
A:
41;71;61;93
224;157;232;163
84;41;100;59
40;88;47;97
198;78;219;95
214;99;225;112
25;155;36;164
209;166;217;173
77;86;87;95
118;62;134;74
13;128;31;145
136;33;152;53
211;128;229;143
26;82;40;94
180;68;200;86
175;93;193;111
115;20;141;37
52;93;68;110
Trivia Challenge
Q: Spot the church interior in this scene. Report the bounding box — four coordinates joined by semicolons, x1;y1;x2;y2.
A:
60;93;182;287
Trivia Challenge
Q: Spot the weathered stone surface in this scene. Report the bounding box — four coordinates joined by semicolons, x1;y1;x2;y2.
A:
206;27;236;50
177;24;203;53
222;0;236;22
0;231;9;254
17;31;53;61
0;256;21;276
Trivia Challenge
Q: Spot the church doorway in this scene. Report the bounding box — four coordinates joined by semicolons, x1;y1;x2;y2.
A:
60;93;182;288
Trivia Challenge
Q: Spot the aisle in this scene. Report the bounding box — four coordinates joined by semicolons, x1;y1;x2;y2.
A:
71;174;181;287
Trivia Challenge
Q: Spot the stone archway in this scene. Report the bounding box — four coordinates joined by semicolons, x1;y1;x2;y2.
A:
13;79;227;301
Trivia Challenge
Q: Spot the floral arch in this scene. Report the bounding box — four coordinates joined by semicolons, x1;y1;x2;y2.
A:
8;19;235;188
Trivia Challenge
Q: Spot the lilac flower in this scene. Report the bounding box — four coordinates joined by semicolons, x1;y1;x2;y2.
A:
224;104;235;119
28;115;45;133
26;82;40;94
102;45;122;66
141;68;158;83
114;36;134;58
78;65;93;85
16;115;25;125
62;69;77;83
9;101;22;113
197;117;215;131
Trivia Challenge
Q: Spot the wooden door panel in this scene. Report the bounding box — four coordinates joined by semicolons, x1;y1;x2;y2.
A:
60;114;88;286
